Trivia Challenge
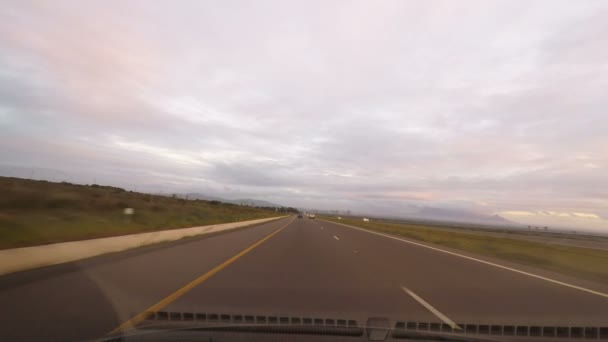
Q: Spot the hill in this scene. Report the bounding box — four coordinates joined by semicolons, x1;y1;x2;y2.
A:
231;198;283;207
184;193;283;208
411;207;517;226
0;177;282;249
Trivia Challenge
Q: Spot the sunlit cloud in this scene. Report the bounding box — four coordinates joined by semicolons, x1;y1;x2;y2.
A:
500;210;606;231
110;137;206;166
571;212;601;219
502;211;536;217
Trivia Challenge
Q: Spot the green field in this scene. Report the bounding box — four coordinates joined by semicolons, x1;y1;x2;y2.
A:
322;217;608;284
0;177;285;249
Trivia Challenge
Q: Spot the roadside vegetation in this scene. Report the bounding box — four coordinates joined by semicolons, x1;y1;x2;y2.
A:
0;177;291;249
322;217;608;284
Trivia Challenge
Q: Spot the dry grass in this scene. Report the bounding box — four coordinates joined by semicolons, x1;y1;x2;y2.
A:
0;177;279;249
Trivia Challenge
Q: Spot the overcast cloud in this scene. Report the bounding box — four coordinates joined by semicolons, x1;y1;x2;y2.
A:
1;0;607;231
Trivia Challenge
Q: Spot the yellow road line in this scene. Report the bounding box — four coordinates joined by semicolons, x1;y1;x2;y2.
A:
110;218;293;334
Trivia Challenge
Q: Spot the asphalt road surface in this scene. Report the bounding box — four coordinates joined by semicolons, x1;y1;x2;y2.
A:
1;216;607;341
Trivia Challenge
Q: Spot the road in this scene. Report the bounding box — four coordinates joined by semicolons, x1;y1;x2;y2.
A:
1;216;607;341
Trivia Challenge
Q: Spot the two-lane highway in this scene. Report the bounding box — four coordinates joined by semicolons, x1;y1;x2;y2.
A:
1;216;607;341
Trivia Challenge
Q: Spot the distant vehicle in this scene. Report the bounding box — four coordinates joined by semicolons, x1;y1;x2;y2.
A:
297;214;303;218
363;218;370;222
337;216;342;220
309;214;316;219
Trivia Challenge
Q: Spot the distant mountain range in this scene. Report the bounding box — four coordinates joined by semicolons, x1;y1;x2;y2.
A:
183;193;283;208
230;198;284;207
408;207;516;226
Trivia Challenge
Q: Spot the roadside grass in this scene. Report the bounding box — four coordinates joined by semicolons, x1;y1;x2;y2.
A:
0;177;281;249
382;218;608;243
322;217;608;284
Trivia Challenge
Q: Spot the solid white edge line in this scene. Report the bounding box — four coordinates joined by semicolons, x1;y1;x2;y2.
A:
401;286;461;330
322;220;608;299
333;235;340;240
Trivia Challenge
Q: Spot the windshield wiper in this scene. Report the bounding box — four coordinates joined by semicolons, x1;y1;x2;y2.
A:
100;310;607;341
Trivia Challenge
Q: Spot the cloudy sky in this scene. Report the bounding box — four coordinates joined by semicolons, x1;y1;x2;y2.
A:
1;1;607;231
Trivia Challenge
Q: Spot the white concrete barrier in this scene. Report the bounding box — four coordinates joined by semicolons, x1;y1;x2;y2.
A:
0;216;285;275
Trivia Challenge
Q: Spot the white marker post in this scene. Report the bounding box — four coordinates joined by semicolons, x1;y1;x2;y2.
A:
124;207;134;222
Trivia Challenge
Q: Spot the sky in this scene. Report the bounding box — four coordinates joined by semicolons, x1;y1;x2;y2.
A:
1;0;607;231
